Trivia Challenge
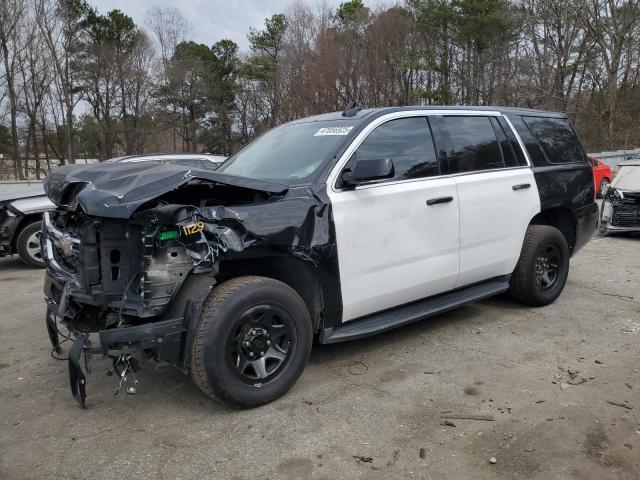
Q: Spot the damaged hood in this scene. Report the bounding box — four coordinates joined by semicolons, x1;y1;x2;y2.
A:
612;163;640;191
44;161;289;219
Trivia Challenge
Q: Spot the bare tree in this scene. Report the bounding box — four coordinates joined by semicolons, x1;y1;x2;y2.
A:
35;0;89;163
0;0;27;179
578;0;640;147
145;6;191;67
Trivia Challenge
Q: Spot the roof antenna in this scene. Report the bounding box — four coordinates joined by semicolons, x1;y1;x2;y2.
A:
342;102;362;117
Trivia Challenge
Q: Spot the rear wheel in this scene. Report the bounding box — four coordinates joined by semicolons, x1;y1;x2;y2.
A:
191;276;313;408
16;221;45;268
509;225;569;306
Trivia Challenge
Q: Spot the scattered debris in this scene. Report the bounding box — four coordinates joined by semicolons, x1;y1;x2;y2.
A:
621;323;640;334
419;448;427;459
568;377;587;386
440;414;495;421
524;448;536;453
560;382;570;390
625;383;633;389
607;401;633;410
489;457;497;464
535;400;545;404
595;359;604;364
624;443;633;449
386;449;400;466
442;420;456;427
353;455;373;464
347;361;368;376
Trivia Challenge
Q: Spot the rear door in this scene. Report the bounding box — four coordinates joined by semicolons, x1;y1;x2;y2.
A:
431;115;540;288
327;115;460;323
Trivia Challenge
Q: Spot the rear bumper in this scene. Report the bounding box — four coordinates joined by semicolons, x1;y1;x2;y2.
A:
573;202;598;254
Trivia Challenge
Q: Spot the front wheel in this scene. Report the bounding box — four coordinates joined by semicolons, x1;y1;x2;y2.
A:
509;225;570;307
16;221;45;268
191;276;313;408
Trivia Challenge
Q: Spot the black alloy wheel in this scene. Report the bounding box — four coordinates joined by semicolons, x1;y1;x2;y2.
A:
191;276;313;408
226;304;295;385
534;242;561;292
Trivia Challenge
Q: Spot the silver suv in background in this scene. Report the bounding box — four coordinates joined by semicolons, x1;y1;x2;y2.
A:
0;154;225;267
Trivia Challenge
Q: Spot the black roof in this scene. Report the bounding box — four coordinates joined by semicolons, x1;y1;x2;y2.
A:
287;105;566;126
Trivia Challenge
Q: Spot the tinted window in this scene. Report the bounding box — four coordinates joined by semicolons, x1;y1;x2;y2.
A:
507;115;547;166
522;117;585;164
491;117;519;168
439;116;503;173
496;117;528;166
354;117;439;181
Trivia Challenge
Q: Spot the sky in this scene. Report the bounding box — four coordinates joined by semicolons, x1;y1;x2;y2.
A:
92;0;348;51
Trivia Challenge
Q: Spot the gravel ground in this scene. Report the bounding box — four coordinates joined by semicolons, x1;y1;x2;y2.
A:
0;233;639;480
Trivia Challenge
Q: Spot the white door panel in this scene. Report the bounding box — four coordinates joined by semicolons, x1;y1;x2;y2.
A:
329;178;460;322
454;168;540;288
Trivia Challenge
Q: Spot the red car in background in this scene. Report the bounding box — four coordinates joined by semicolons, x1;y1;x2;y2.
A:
588;155;613;198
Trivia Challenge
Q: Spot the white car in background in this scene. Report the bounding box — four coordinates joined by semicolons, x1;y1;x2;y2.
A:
0;154;226;267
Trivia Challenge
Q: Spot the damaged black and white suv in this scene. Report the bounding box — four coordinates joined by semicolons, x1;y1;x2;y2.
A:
42;106;597;408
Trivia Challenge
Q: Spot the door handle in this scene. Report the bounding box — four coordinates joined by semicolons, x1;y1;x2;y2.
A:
426;196;454;206
512;183;531;191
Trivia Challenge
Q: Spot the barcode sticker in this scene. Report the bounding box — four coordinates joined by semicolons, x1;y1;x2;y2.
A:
314;126;354;136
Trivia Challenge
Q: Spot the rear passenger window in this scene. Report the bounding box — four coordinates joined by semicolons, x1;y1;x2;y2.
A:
439;116;504;173
522;117;585;164
354;117;439;181
491;117;519;168
496;117;528;166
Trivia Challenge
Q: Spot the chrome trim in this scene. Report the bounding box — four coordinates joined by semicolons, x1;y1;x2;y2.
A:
328;110;528;193
42;212;80;277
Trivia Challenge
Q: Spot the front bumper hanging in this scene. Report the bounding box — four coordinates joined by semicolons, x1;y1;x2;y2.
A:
46;301;187;407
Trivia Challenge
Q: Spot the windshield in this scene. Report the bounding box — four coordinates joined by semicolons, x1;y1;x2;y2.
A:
217;121;355;183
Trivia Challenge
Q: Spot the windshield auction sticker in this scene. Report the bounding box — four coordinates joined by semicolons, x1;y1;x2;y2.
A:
314;126;354;136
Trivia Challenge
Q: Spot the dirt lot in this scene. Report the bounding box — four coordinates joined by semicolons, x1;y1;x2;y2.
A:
0;233;639;480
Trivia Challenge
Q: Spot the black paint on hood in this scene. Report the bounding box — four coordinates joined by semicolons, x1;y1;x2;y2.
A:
43;161;289;219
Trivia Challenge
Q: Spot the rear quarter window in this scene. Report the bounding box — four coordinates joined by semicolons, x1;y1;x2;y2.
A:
522;117;585;164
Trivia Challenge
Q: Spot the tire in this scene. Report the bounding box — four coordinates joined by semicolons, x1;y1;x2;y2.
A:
16;221;45;268
191;276;313;408
597;178;610;198
509;225;570;307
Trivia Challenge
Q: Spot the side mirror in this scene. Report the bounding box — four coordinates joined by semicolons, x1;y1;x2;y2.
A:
341;158;394;187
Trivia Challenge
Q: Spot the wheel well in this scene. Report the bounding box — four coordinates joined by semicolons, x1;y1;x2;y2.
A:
11;213;43;251
529;207;577;253
217;256;324;331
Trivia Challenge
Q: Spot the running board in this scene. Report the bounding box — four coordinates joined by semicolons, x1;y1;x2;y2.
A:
319;276;510;344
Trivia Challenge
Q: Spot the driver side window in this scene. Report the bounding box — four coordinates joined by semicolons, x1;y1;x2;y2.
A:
354;117;440;182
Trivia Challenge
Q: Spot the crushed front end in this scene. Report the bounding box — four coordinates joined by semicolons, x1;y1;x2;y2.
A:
600;189;640;233
42;208;216;406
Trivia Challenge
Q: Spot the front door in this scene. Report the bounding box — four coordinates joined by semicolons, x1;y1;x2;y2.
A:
327;116;461;323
